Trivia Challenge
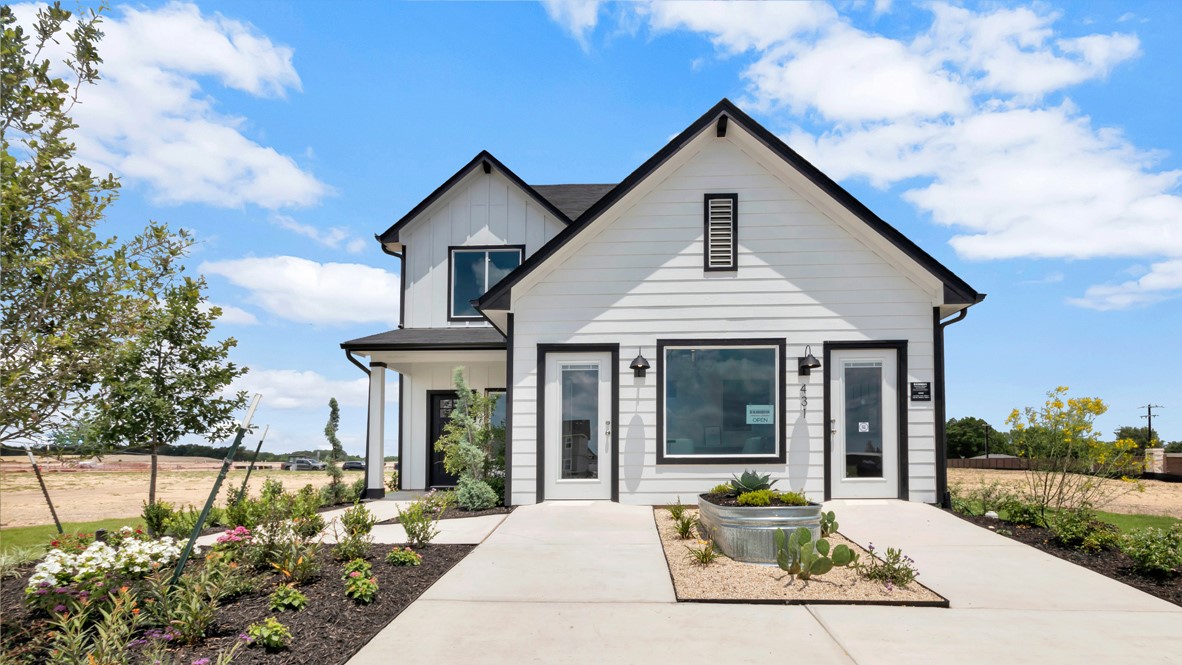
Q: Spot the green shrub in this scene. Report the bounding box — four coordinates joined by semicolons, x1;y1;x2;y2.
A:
456;477;499;511
736;489;775;506
270;537;321;586
398;497;442;548
385;469;400;492
342;558;378;604
204;550;258;600
164;505;201;539
1120;526;1182;574
1002;499;1042;526
856;544;918;588
668;499;687;521
260;478;285;501
385;546;423;567
1049;508;1119;552
487;474;505;503
141;563;225;644
333;502;377;561
247;616;292;651
142;500;175;537
707;483;734;496
269;583;308;612
776;490;809;506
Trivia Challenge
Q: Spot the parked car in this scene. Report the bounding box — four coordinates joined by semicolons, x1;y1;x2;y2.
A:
341;460;365;471
281;457;326;471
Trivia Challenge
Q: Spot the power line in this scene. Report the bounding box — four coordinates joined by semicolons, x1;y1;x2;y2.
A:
1140;404;1164;446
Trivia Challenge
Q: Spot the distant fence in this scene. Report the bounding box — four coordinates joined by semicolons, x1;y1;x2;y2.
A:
947;457;1029;470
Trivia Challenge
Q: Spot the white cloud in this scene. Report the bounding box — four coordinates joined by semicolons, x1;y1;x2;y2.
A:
199;256;399;325
541;0;603;49
228;368;369;410
205;302;259;325
270;214;366;253
1069;259;1182;310
547;2;1181;309
12;2;328;209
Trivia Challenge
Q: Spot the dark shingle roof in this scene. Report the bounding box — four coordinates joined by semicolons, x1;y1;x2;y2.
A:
531;184;616;221
341;327;505;351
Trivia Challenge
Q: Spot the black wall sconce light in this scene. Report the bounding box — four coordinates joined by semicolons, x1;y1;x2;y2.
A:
630;349;650;377
798;345;821;376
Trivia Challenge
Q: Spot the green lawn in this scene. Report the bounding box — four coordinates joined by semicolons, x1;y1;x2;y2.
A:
0;517;145;554
1094;510;1182;533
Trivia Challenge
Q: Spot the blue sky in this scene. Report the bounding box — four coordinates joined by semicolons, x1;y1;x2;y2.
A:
20;1;1181;453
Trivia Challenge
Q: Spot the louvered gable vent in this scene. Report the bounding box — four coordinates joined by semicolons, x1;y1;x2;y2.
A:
703;193;738;271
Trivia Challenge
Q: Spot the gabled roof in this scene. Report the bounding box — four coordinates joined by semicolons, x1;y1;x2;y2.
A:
340;327;504;351
377;151;575;244
531;184;616;220
477;98;983;312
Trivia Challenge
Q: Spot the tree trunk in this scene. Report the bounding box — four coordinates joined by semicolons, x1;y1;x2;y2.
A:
149;438;159;505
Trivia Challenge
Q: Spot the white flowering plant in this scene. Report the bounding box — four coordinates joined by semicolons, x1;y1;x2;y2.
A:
25;527;192;615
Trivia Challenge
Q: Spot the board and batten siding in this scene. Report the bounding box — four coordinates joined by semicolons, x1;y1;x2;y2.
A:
400;361;506;491
508;136;939;506
400;170;566;329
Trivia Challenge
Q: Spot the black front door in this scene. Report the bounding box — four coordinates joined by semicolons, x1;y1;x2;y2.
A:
428;391;460;487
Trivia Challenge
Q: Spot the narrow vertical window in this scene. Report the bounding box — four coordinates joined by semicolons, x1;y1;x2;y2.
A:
704;193;738;271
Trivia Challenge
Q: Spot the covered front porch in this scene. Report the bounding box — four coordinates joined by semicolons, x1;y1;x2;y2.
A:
341;327;506;499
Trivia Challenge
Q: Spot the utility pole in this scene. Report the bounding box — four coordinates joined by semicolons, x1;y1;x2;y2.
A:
1141;404;1163;447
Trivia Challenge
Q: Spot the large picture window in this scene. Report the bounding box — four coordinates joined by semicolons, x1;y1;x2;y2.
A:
449;246;523;319
658;339;785;463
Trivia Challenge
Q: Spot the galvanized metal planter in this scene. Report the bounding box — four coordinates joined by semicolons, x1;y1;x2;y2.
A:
697;495;823;564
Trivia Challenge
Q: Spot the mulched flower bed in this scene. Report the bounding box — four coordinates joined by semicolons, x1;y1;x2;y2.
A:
0;543;474;664
379;505;513;525
698;493;816;508
956;513;1181;608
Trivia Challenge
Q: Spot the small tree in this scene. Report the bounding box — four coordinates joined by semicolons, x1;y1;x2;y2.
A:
1;5;191;445
90;276;248;505
434;369;503;510
1113;425;1156;450
946;416;1011;458
1007;387;1142;526
323;397;348;504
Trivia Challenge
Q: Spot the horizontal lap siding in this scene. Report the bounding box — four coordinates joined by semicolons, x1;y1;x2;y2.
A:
401;171;565;328
510;138;938;505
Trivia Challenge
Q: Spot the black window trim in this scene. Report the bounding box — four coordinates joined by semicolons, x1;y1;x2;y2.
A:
447;244;525;322
656;337;788;465
703;193;738;272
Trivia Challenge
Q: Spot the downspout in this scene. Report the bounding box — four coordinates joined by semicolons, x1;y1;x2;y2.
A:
935;307;969;509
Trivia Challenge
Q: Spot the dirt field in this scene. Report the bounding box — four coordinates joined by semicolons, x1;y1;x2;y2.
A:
948;468;1182;519
0;455;370;528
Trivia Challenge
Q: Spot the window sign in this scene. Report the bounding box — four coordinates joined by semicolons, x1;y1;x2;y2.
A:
746;405;773;425
858;422;870;433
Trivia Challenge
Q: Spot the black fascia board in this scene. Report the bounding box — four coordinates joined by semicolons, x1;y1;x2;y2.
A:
377;151;573;244
478;98;982;311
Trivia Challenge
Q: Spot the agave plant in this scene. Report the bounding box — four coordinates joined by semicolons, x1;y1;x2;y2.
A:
729;469;776;495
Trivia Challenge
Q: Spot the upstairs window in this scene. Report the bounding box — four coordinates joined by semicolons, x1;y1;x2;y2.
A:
704;193;738;271
449;246;523;319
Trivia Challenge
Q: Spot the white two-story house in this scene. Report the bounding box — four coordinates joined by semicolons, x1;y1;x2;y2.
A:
341;99;983;507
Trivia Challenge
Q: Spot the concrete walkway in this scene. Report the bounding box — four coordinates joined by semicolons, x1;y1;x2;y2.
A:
349;500;1182;665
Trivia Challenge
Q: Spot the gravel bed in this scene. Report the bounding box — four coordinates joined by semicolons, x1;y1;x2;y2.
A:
655;509;945;606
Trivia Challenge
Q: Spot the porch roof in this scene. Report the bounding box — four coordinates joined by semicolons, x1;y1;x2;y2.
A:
340;326;505;351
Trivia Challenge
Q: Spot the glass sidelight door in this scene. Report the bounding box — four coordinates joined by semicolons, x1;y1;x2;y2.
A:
544;352;612;500
830;349;899;499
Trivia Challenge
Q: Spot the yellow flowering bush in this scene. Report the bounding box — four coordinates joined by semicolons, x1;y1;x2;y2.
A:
1007;387;1143;526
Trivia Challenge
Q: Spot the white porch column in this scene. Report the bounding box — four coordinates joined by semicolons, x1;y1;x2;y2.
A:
365;362;387;499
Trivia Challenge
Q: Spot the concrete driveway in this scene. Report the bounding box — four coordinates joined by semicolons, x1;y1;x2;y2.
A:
348;500;1182;665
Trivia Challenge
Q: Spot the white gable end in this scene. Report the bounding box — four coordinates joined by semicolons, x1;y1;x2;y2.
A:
400;169;566;328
